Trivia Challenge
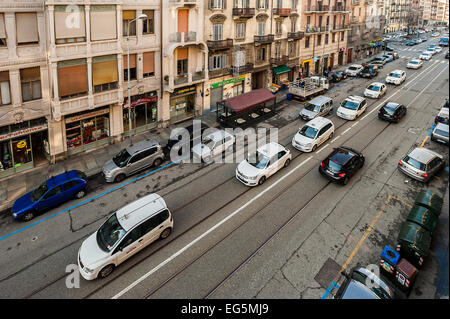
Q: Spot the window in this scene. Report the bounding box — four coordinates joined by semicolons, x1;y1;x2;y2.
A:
177;48;188;76
276;21;282;35
291;18;296;32
0;13;6;46
0;72;11;106
123;10;136;36
57;59;88;99
142;10;154;34
129;151;147;164
306;16;311;26
92;55;118;93
258;0;268;9
20;67;41;102
317;34;321;45
325;34;329;44
63;181;80;191
210;0;224;9
289;42;296;56
141;147;157;158
236;22;246;39
278;150;287;159
213;24;223;41
275;43;281;58
143;52;155;77
43;186;62;200
341;31;344;41
16;13;39;45
117;227;142;251
291;0;298;9
210;55;227;70
90;5;117;41
54;5;86;44
235;0;250;8
305;36;310;48
123;54;137;81
258;22;265;36
257;47;266;61
332;32;336;43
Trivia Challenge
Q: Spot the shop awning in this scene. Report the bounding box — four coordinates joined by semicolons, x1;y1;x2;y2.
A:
273;65;290;75
223;88;276;114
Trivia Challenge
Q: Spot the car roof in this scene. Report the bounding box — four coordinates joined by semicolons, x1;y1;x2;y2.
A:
304;116;332;129
257;142;286;157
349;64;362;68
116;193;167;232
438;107;449;116
329;147;358;165
383;101;401;109
368;82;384;87
309;95;332;105
390;69;404;74
409;59;421;62
341;281;379;299
126;139;160;155
344;95;365;103
408;147;441;163
204;129;233;141
435;122;449;132
46;170;83;188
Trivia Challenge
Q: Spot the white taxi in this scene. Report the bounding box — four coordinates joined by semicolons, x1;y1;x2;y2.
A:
364;82;387;99
191;129;235;162
386;70;406;85
292;117;334;152
336;96;368;120
407;59;423;69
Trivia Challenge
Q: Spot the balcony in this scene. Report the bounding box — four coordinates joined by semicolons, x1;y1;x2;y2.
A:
305;25;319;34
232;8;256;18
305;5;330;13
169;31;197;44
333;5;348;12
170;0;197;7
254;34;274;44
270;55;289;66
229;63;254;75
332;25;349;31
351;0;360;5
272;8;291;16
209;68;231;78
207;39;234;51
350;16;359;23
365;0;373;4
288;31;305;40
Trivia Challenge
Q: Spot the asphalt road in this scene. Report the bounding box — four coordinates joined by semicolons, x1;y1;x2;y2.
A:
0;37;448;299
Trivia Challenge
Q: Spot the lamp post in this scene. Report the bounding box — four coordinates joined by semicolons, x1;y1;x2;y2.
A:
126;13;147;145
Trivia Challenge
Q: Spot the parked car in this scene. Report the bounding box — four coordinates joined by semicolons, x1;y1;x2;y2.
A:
12;170;88;221
336;95;368;121
383;45;394;51
420;52;432;60
445;51;449;59
435;107;449;124
398;147;446;182
369;60;384;69
385;52;399;60
407;58;423;69
191;129;235;162
378;102;407;123
318;146;365;185
360;64;379;78
406;40;415;46
434;46;442;53
235;142;291;186
426;47;436;55
431;32;440;37
364;82;387;98
382;54;394;62
386;69;406;85
334;266;394;299
291;117;334;152
431;122;449;145
329;71;348;83
102;139;165;183
369;57;387;65
164;121;210;158
299;96;333;121
345;64;363;76
78;193;173;280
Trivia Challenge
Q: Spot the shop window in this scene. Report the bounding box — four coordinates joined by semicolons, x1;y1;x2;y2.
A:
20;67;41;102
142;10;154;35
66;109;110;151
233;81;244;96
0;71;11;105
123;10;136;36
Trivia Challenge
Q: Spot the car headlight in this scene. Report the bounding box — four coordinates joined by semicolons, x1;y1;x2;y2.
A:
305;143;312;148
12;213;17;218
83;266;94;273
248;175;258;181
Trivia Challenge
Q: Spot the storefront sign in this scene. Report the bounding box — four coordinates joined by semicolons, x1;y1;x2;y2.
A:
16;140;27;148
123;96;158;109
65;108;110;124
172;85;196;97
211;76;246;89
0;124;48;142
340;47;346;52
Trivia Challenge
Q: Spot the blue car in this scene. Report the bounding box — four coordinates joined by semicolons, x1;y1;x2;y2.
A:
12;170;88;221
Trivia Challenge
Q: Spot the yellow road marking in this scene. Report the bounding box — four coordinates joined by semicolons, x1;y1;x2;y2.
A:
434;175;440;180
420;135;429;148
390;196;413;208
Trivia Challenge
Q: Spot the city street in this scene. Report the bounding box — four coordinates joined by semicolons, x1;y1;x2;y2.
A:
0;38;448;300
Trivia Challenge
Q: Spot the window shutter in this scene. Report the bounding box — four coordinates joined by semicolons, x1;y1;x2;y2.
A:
20;67;40;82
57;59;88;97
209;56;214;71
16;13;39;43
92;55;118;85
143;52;155;74
0;14;6;39
90;5;117;41
123;54;136;69
54;5;86;39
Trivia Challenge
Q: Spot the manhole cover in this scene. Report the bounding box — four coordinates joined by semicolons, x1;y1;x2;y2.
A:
314;257;342;289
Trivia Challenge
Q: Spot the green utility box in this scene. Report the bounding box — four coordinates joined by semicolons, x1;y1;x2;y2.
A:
396;221;432;269
407;204;439;233
414;190;443;216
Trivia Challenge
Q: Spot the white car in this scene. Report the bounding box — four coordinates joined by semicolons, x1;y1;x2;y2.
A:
236;142;291;186
191;129;235;162
407;59;423;69
364;82;387;99
432;32;440;37
336;95;368;120
434;46;442;53
426;47;436;55
386;70;406;85
78;193;173;280
291;117;334;152
420;52;432;60
345;64;363;76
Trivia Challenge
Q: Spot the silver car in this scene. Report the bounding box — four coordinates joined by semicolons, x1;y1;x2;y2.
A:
398;147;446;182
299;96;333;121
431;122;449;145
102;139;165;183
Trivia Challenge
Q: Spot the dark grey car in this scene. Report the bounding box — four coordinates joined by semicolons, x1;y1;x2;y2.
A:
102;139;164;183
299;96;333;121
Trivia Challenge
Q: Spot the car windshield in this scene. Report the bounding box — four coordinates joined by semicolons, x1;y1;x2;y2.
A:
97;213;127;252
247;152;270;169
404;155;427;171
202;137;215;149
327;159;342;172
341;100;359;110
389;73;401;78
348;67;357;70
32;182;49;202
382;103;398;115
113;149;131;167
368;85;380;91
304;103;320;112
299;125;318;139
435;129;449;137
410;60;419;64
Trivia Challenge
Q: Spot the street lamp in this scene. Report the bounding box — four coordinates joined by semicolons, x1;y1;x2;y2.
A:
126;13;147;145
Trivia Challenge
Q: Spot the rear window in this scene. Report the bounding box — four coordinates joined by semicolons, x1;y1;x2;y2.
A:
368;85;380;91
434;129;449;137
327;159;342;172
389;73;401;78
76;171;87;180
404;155;427;171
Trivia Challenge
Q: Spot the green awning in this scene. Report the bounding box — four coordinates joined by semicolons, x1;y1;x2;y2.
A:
273;65;290;75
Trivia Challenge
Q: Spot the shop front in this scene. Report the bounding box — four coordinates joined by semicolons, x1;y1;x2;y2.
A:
123;92;158;135
272;65;290;85
0;117;49;179
169;85;196;124
301;59;311;77
209;75;248;112
65;106;111;156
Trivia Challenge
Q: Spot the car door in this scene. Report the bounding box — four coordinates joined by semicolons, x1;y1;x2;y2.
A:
266;155;280;177
61;180;81;201
126;151;147;175
317;127;328;146
356;101;365;117
37;185;64;211
139;210;170;248
428;157;443;176
140;147;158;169
113;226;143;265
346;158;357;178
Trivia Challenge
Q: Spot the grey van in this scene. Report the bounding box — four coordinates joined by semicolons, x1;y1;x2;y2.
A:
102;139;165;183
300;96;333;121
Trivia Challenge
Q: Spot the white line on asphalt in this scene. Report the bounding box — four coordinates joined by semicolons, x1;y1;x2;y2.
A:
316;143;329;154
111;155;314;299
341;127;352;135
330;135;341;143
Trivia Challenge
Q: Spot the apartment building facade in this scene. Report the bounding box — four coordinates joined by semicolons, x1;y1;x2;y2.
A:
422;0;449;25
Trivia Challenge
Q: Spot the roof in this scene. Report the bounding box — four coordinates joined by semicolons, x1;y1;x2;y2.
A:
345;95;365;103
305;116;332;129
390;69;404;74
223;88;276;114
309;95;332;105
435;122;449;132
329;147;357;165
204;129;233;142
409;147;440;164
273;65;290;75
116;193;167;231
126;139;160;155
258;142;285;157
46;170;82;188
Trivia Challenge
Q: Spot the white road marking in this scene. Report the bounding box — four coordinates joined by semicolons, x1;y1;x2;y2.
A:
111;156;314;299
341;127;352;135
330;135;341;143
316;143;329;154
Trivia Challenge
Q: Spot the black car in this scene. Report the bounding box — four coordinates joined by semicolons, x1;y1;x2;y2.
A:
360;65;378;78
319;146;365;185
164;121;210;157
378;102;407;123
445;51;449;59
330;71;348;83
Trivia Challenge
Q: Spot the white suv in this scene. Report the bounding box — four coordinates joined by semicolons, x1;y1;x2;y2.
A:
292;117;334;152
337;96;368;120
236;142;291;186
407;59;423;69
345;64;363;76
386;70;406;85
191;129;235;162
78;193;173;280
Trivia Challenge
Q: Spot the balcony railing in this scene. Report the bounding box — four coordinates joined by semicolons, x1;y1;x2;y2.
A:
272;8;291;16
209;68;231;78
288;31;305;40
229;63;254;75
170;31;197;43
333;5;348;12
254;34;274;44
192;71;205;82
332;25;348;31
305;25;319;33
305;5;330;12
207;39;234;51
174;75;189;85
170;0;197;7
232;8;256;18
351;0;360;5
270;55;289;66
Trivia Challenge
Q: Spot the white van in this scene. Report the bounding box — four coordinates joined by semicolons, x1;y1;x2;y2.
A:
78;193;173;280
